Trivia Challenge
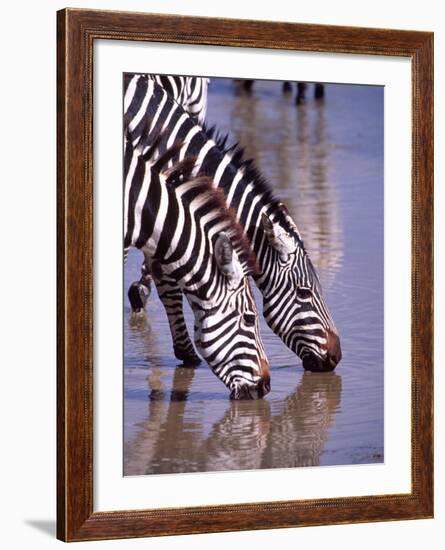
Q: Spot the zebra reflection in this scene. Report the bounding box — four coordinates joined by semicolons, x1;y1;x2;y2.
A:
201;372;342;471
124;369;342;475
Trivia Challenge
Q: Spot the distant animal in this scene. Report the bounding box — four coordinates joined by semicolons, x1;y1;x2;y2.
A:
237;79;325;105
124;128;270;399
124;75;341;372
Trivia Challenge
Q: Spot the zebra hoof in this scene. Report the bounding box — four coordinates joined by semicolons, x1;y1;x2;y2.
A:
180;357;201;367
282;81;292;93
128;281;150;313
173;347;201;366
314;83;325;100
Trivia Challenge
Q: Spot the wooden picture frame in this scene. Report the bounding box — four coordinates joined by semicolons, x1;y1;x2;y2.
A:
57;8;433;542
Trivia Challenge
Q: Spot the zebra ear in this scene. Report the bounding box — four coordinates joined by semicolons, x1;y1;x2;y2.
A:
277;202;301;235
215;233;242;288
261;213;295;261
261;213;274;236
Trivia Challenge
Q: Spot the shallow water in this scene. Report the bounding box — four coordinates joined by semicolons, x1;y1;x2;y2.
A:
123;79;384;475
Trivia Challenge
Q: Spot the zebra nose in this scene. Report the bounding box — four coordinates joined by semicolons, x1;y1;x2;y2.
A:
257;378;270;398
258;358;271;397
327;329;342;366
259;358;269;377
302;354;325;372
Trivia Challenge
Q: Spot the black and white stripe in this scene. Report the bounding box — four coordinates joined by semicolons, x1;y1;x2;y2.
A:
124;74;341;373
124;133;270;399
124;73;209;125
124;74;209;313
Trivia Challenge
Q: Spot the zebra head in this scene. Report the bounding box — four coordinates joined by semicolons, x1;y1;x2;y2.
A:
188;231;270;400
259;205;341;372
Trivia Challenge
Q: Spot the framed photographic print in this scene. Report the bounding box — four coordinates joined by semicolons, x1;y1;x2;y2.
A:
57;8;433;542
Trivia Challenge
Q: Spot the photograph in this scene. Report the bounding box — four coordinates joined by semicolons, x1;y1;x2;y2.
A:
54;7;433;542
123;74;384;476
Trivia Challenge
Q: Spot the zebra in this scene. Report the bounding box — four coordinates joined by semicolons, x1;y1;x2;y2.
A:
124;130;270;399
126;74;209;313
236;79;325;105
127;367;341;474
124;74;342;372
125;73;209;125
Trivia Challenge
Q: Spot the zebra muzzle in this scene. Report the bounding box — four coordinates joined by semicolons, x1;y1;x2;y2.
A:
302;330;342;372
229;366;271;400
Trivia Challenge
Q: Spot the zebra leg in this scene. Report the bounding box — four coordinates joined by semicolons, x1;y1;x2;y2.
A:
314;83;325;100
282;81;293;93
154;275;202;366
296;82;307;105
242;79;254;93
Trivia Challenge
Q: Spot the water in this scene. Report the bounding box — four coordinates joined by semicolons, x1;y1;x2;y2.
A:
123;79;384;475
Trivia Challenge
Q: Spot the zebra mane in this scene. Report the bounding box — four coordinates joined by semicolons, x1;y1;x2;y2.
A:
201;124;305;248
202;128;322;288
125;127;259;276
165;165;259;277
184;177;259;276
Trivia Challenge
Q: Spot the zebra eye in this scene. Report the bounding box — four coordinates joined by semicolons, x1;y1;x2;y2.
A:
243;313;256;327
297;287;312;300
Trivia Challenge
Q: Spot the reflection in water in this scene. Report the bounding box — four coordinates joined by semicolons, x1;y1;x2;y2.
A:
292;102;344;288
125;361;341;475
202;399;271;472
263;373;341;468
124;80;384;475
229;81;343;290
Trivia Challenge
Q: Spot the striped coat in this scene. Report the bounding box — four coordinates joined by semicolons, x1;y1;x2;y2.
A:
124;74;341;372
124;134;270;399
